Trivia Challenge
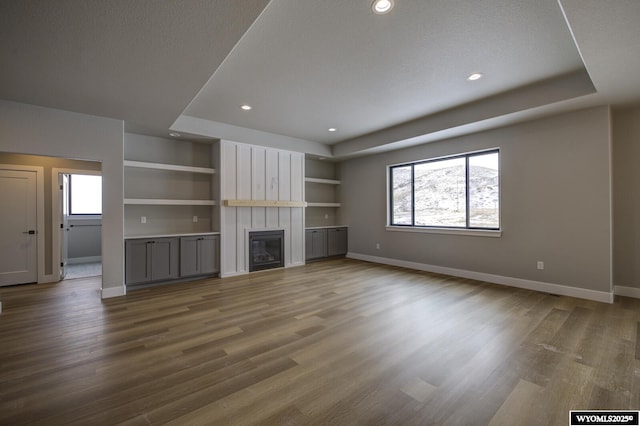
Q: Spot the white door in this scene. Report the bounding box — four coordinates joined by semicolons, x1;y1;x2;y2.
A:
0;169;38;286
59;173;70;279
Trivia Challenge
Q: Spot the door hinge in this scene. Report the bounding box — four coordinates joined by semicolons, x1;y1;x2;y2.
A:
60;184;63;190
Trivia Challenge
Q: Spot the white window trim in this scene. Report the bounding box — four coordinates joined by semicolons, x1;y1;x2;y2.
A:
386;225;502;238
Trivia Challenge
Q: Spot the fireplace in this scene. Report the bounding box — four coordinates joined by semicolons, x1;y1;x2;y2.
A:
249;230;284;272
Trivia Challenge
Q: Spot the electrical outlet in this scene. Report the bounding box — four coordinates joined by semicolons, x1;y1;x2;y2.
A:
141;216;146;224
193;216;198;223
376;243;380;250
324;213;329;220
537;261;544;270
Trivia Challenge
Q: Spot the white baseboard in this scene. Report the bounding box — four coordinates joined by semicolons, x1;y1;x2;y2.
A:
68;256;102;265
220;271;247;278
347;252;614;304
101;285;126;299
614;285;640;299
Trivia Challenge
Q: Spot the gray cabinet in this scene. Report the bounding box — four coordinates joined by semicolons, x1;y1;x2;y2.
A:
327;227;348;256
305;229;327;260
305;227;348;261
180;235;219;277
125;237;179;285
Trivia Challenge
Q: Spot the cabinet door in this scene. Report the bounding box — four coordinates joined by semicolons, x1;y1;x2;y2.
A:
150;238;179;281
198;236;219;275
305;229;327;260
181;235;219;277
125;239;151;284
327;227;348;257
180;236;199;277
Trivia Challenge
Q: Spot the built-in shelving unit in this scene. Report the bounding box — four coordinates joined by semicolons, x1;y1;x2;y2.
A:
304;157;344;228
123;160;216;175
304;177;341;185
124;199;216;206
306;202;341;207
123;133;218;238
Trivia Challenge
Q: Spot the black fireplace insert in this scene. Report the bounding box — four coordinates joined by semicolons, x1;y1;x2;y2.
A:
249;230;284;272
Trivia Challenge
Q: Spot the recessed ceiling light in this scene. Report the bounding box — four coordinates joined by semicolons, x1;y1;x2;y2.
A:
240;104;252;111
328;128;337;132
372;0;394;14
467;73;483;81
168;132;181;137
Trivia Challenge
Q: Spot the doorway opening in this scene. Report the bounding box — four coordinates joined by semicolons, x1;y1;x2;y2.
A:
56;171;103;281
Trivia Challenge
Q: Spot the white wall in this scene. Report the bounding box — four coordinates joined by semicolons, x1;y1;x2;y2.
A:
0;100;124;298
340;106;612;301
0;153;101;274
220;140;304;276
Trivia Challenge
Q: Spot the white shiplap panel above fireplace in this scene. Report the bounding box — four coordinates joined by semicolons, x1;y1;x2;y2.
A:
220;140;305;277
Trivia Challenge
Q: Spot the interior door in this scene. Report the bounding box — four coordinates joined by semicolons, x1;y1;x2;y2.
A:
0;169;38;286
59;173;70;279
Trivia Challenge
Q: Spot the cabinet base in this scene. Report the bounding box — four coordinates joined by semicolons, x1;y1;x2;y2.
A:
126;273;219;290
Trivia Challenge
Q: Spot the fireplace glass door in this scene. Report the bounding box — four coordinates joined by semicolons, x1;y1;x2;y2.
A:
249;230;284;272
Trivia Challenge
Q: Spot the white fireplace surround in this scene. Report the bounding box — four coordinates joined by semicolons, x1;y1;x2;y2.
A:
219;140;305;277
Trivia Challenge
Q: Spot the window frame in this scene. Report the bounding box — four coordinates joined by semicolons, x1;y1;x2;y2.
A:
388;149;500;232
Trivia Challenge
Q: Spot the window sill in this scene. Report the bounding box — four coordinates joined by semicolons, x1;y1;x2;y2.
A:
386;226;502;238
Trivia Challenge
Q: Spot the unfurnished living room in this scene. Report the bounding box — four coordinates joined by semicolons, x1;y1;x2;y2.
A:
1;1;640;425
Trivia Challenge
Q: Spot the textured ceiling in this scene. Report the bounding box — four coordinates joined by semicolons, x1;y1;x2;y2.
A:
0;0;270;131
184;0;586;145
1;0;639;159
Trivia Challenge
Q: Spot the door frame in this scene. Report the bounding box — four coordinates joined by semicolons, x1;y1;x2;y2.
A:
52;168;102;281
0;164;47;283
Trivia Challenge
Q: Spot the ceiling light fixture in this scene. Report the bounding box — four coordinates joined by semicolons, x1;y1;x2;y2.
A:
372;0;394;14
240;104;252;111
168;132;181;137
467;73;483;81
328;128;337;132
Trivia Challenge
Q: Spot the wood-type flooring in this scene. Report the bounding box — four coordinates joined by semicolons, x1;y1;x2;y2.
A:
1;258;639;425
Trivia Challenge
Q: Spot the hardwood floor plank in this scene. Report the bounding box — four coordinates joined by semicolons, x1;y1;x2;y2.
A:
489;379;546;425
2;258;640;425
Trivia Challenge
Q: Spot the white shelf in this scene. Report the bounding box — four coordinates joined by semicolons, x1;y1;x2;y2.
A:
306;202;341;207
305;177;341;185
125;231;220;239
124;198;216;206
124;160;215;175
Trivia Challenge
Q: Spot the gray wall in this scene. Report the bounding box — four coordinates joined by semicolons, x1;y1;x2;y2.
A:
0;153;101;272
340;106;612;293
68;217;102;260
0;100;124;296
613;107;640;289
